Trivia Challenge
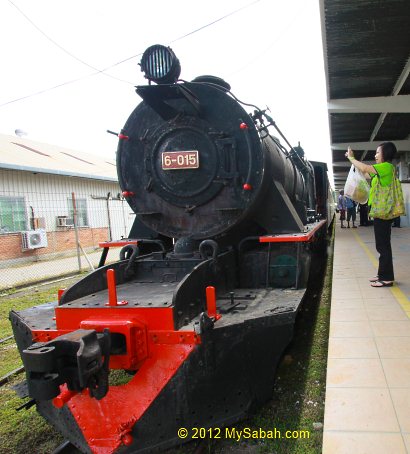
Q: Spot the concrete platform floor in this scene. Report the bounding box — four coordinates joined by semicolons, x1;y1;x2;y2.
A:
323;223;410;453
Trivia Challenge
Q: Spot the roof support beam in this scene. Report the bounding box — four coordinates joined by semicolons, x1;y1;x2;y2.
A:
332;140;410;151
362;54;410;160
328;94;410;113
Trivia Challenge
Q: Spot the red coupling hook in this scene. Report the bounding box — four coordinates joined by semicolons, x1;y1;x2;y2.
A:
243;183;252;191
239;122;248;130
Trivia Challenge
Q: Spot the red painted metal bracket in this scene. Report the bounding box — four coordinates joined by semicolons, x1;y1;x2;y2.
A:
149;330;201;345
259;219;327;243
80;318;148;369
98;239;139;267
98;240;139;248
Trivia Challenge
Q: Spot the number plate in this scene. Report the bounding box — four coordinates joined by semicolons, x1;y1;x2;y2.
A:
161;151;199;170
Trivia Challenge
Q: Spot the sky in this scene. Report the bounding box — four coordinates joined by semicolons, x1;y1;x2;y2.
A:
0;0;333;182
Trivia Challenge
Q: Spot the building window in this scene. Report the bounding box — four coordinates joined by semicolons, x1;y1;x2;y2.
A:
67;198;89;227
0;197;27;233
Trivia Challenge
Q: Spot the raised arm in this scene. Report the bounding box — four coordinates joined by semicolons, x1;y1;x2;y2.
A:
345;147;376;176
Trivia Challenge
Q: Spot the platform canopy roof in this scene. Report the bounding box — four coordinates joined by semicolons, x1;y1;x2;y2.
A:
320;0;410;190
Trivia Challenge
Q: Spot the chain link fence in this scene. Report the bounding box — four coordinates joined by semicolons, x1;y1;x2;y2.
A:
0;187;134;292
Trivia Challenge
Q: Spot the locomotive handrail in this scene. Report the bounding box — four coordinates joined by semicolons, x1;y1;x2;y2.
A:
227;92;304;166
237;236;261;255
119;244;140;274
239;118;254;188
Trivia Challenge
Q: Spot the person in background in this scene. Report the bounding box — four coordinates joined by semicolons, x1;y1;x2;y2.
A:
346;142;397;288
345;196;357;228
337;189;346;228
358;202;369;226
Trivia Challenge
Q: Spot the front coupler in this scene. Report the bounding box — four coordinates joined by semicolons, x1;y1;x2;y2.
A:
22;329;110;401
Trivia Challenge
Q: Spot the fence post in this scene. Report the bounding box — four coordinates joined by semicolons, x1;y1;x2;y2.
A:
106;192;112;241
72;192;82;272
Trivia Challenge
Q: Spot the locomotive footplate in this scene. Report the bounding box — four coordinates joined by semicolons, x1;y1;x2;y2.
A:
212;287;306;328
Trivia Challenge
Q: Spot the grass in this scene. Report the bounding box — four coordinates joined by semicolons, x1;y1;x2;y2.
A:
0;230;334;454
1;286;60;377
0;378;65;454
0;282;77;454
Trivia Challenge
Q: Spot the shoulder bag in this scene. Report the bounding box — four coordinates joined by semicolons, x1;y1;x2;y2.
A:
369;172;406;220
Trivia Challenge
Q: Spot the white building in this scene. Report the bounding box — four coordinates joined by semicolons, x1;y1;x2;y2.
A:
0;134;134;264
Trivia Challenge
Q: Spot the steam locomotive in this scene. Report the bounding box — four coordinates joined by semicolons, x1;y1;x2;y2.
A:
10;45;333;453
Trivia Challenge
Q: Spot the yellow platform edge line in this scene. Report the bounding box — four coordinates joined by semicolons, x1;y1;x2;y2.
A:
352;230;410;314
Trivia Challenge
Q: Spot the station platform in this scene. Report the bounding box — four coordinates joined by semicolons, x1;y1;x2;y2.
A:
323;223;410;453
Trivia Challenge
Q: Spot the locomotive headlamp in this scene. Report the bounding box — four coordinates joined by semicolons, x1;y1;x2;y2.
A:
140;45;181;84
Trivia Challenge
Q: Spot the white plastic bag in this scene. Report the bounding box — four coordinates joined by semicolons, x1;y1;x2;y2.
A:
344;165;370;204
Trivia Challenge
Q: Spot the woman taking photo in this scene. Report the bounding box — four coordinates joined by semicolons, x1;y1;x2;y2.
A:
345;141;399;288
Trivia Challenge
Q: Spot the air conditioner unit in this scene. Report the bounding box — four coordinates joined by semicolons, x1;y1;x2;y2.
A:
56;216;68;227
21;229;48;250
56;216;74;227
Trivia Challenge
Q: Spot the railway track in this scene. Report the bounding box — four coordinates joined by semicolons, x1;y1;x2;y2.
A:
51;440;82;454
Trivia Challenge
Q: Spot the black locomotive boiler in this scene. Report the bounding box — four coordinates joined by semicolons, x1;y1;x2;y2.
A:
10;45;333;453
